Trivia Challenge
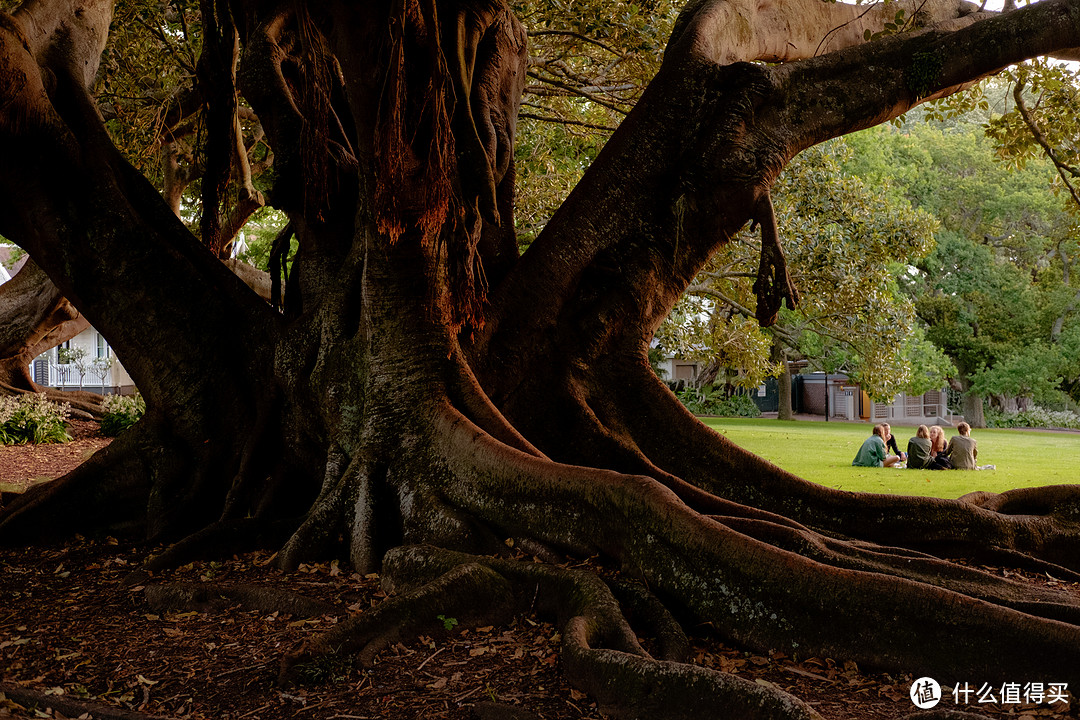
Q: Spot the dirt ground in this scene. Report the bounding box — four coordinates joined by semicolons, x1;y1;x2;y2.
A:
0;420;110;490
1;430;1078;719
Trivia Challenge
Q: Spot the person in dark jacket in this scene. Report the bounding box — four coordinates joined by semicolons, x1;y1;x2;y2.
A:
906;425;932;469
882;423;907;464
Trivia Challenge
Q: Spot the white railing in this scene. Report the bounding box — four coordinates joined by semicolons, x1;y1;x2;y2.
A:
873;395;954;422
49;363;111;388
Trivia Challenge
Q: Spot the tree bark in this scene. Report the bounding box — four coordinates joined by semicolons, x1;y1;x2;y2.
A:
773;336;794;420
960;376;987;428
2;0;1080;716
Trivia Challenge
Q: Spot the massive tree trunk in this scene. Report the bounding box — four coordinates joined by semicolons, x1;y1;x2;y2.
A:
958;375;988;428
2;0;1080;716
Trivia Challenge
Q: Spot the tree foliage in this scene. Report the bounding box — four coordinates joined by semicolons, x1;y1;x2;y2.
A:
659;140;951;400
846;115;1080;414
3;1;1080;717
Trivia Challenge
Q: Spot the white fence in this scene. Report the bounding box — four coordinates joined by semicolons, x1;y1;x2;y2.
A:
48;363;111;389
872;390;955;424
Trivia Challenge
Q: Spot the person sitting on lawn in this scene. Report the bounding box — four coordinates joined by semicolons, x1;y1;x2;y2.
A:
926;425;952;470
852;424;901;468
946;421;978;470
882;423;907;463
906;425;932;469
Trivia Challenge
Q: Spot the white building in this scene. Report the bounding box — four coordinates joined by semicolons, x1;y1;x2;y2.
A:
31;330;136;395
1;243;135;395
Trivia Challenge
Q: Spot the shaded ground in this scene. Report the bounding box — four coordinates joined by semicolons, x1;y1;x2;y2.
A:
1;438;1078;719
1;539;1077;719
0;420;110;490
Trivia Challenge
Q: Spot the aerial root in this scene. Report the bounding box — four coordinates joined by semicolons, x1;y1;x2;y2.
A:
751;190;800;327
145;582;338;617
281;545;820;719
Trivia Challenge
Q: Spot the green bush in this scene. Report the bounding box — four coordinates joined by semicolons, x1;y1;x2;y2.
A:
100;393;145;437
676;386;762;417
0;394;72;445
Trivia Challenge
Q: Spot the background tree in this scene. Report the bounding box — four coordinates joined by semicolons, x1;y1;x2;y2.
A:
657;140;953;414
3;0;1080;716
847;112;1080;423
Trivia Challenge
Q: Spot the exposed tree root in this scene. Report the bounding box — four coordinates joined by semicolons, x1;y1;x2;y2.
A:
0;431;151;543
144;581;338;617
606;579;690;662
283;545;821;720
0;681;180;720
279;555;517;683
432;405;1080;689
593;364;1080;573
0;381;104;419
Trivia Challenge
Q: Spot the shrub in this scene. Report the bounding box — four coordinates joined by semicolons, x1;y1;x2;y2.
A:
985;405;1080;430
676;386;762;417
0;394;72;445
100;393;146;437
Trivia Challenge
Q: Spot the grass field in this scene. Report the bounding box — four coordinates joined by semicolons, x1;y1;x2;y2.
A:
703;418;1080;498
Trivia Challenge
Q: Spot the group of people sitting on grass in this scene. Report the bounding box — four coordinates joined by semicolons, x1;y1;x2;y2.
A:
852;422;978;470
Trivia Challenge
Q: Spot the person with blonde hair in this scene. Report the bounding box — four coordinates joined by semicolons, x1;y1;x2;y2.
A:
926;425;952;470
946;421;978;470
906;425;932;469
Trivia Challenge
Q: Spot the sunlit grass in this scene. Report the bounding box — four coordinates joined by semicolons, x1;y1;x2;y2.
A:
703;418;1080;498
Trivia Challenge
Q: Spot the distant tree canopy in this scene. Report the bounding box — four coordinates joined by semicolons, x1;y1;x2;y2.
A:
846;101;1080;420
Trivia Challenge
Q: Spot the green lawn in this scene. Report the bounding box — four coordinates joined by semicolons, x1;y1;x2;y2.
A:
703;418;1080;498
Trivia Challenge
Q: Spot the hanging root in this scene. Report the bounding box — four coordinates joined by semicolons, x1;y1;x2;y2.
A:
280;546;821;720
750;189;799;327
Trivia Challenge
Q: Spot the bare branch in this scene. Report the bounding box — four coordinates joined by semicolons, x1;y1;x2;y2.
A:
525;71;631;114
529;29;628;58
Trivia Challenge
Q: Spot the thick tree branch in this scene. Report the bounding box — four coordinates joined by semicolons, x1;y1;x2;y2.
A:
669;0;985;65
771;0;1080;153
1013;80;1080;213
